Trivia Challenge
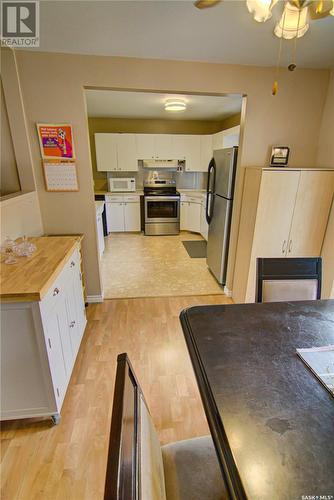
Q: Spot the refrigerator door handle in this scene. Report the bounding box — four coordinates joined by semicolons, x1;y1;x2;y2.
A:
206;158;216;224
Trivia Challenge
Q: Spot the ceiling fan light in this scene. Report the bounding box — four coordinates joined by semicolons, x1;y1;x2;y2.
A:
247;0;275;22
274;3;309;39
164;99;187;112
330;0;334;14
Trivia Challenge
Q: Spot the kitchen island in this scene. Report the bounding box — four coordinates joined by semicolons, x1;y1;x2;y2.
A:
180;300;334;500
1;236;87;424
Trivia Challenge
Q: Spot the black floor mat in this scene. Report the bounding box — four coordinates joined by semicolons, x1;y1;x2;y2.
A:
182;240;207;258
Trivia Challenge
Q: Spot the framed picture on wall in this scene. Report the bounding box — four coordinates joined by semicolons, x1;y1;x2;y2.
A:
37;123;76;160
270;146;290;166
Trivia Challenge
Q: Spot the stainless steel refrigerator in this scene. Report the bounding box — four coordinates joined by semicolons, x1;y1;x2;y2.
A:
206;147;238;285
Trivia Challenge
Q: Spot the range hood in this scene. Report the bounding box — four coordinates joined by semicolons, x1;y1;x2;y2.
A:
142;159;179;169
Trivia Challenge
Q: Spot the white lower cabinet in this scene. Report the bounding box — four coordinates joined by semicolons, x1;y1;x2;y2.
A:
200;199;209;241
105;195;141;232
180;194;206;235
0;247;87;424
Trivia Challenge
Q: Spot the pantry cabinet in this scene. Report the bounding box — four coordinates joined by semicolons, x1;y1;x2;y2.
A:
105;194;141;232
233;168;334;303
1;237;87;424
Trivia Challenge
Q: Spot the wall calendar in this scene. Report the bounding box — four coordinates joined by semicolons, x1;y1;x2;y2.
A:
42;160;79;192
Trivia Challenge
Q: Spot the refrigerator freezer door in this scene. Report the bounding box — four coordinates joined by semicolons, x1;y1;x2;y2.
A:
214;147;238;199
206;195;233;284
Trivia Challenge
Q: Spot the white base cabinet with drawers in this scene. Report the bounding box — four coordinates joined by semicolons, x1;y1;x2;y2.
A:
105;195;141;233
0;247;87;424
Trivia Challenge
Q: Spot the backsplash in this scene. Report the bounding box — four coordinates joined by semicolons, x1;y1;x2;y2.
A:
104;166;207;190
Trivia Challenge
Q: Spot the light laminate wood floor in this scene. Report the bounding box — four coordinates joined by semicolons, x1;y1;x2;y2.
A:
1;294;232;500
101;232;224;298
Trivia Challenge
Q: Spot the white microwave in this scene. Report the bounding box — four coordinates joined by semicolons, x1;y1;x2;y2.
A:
108;177;136;192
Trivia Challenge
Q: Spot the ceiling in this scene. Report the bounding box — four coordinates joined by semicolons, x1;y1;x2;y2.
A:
85;90;243;120
35;1;334;69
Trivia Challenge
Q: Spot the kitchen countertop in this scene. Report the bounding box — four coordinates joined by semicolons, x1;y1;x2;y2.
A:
180;300;334;499
95;190;144;196
0;236;82;303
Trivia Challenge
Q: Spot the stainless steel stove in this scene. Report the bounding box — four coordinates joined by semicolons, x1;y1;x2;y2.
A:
144;175;180;235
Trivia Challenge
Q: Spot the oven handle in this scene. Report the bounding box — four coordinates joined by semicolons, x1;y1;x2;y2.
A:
144;196;180;202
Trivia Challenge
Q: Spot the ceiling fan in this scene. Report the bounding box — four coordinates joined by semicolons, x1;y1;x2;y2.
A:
194;0;333;94
194;0;334;40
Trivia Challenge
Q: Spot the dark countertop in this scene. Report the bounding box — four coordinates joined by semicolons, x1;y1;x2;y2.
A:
180;300;334;500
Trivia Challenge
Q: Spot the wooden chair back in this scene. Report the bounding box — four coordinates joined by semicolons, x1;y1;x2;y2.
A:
256;257;322;303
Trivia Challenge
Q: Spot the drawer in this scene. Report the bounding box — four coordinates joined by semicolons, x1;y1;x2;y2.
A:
123;195;140;202
105;195;124;202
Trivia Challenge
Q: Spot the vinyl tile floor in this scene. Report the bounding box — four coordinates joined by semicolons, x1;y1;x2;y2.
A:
100;232;224;299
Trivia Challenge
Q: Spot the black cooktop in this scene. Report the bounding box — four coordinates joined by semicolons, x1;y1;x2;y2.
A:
144;187;180;196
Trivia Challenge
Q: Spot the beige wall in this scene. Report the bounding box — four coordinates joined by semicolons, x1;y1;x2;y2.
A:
0;79;21;196
14;50;330;298
0;48;43;244
317;70;334;169
88;114;241;188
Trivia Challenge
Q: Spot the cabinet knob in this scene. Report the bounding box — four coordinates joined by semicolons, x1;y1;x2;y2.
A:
69;320;76;328
53;287;60;296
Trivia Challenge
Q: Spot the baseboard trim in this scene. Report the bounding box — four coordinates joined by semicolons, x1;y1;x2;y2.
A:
86;294;104;303
223;286;232;297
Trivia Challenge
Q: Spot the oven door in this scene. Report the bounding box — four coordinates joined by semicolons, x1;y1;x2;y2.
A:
145;196;180;223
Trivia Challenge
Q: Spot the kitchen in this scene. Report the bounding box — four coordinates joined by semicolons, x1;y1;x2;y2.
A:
87;89;242;298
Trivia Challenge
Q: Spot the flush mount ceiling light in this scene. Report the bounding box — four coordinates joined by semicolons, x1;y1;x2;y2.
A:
164;99;187;112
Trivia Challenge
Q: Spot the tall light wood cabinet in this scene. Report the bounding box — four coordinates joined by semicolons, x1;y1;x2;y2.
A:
233;168;334;303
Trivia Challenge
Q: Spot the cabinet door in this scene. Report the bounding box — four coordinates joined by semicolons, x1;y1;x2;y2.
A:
288;171;334;257
187;201;201;233
212;131;224;150
117;134;138;171
222;126;240;148
180;201;188;230
66;277;81;359
200;136;213;172
154;135;173;158
136;134;155;159
44;307;68;408
173;135;201;171
124;202;141;231
106;202;125;232
245;170;300;301
95;133;118;171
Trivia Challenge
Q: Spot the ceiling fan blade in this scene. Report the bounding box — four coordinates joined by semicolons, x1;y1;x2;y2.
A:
308;0;334;18
194;0;222;9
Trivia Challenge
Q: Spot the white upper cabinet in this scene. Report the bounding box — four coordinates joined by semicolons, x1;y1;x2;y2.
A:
117;134;138;171
172;135;201;171
136;134;155;159
200;135;213;172
95;133;118;171
222;126;240;148
212;131;224;150
154;135;173;158
95;133;138;171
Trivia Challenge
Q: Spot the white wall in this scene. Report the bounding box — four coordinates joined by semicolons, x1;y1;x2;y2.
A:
0;191;44;242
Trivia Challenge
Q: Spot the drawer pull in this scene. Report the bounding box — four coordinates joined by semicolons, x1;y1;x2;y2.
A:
282;240;287;254
53;287;60;296
70;261;75;267
69;320;76;328
288;240;293;253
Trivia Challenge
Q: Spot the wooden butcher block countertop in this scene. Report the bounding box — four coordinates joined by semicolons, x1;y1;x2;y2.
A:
0;236;82;303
